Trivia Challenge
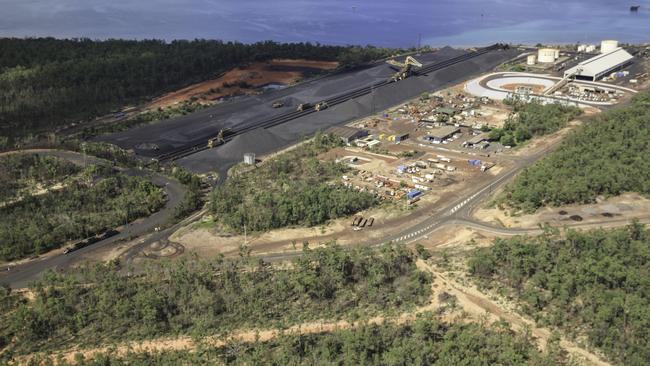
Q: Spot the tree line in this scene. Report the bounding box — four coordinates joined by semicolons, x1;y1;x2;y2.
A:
469;222;650;366
489;99;581;147
499;91;650;212
0;243;431;357
39;314;569;365
0;153;81;203
210;133;378;233
0;37;400;140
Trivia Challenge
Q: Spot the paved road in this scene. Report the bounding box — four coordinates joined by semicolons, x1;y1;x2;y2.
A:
258;137;569;262
0;150;186;288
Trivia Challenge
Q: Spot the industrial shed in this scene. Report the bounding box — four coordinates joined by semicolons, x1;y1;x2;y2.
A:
326;126;369;143
564;48;634;81
424;126;460;143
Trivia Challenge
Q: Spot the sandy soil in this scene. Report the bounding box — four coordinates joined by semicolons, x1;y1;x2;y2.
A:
172;159;496;258
426;262;611;366
148;59;338;110
26;258;609;366
473;192;650;229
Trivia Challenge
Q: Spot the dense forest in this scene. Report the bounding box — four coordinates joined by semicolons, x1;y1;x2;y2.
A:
0;158;165;261
0;153;81;203
500;91;650;212
469;223;650;366
210;133;378;232
41;314;569;365
0;244;431;356
0;38;399;140
488;99;581;147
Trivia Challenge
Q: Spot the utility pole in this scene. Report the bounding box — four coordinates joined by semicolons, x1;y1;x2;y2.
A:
417;33;422;50
81;143;87;167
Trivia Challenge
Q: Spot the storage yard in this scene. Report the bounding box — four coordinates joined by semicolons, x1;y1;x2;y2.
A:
98;45;522;175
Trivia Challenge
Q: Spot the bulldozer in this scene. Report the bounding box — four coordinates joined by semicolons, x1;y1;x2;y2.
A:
386;56;423;82
314;101;329;111
207;128;231;148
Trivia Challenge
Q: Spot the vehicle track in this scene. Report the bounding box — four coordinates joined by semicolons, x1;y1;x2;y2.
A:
0;150;186;288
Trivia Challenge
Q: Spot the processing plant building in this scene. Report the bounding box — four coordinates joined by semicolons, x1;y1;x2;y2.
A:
564;47;634;81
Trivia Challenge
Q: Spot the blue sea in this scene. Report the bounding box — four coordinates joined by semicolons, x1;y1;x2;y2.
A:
1;0;649;47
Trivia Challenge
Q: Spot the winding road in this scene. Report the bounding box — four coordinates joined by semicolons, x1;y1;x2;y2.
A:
1;73;642;286
0;150;186;288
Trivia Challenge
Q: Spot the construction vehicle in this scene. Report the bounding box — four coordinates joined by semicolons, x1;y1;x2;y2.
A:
386;56;423;82
271;100;284;108
207;128;231;148
296;103;311;112
315;101;329;111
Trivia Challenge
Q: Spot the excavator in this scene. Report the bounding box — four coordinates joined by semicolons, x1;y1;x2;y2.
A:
207;128;231;148
386;56;423;82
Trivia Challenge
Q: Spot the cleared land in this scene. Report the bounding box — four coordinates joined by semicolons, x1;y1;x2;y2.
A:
147;59;338;110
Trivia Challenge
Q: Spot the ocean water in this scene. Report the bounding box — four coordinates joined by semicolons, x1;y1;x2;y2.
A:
1;0;649;47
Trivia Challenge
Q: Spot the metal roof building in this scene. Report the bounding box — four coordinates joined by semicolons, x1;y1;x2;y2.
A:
326;126;369;143
425;126;460;142
564;48;634;81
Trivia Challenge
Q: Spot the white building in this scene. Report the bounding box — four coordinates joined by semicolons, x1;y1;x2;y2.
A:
564;48;633;81
600;40;619;54
538;48;557;63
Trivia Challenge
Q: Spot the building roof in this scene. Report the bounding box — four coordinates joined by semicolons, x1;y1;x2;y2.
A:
565;48;633;78
466;133;488;144
436;107;456;115
326;126;367;140
427;126;460;139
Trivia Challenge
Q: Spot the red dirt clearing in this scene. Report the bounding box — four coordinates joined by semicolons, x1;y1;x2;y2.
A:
148;59;338;110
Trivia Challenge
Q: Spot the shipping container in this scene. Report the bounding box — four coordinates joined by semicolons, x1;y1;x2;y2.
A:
407;190;422;200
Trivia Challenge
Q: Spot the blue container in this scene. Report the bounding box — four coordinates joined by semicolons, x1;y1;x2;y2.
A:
407;190;422;200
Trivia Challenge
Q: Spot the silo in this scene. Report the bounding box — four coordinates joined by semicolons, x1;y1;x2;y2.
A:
526;55;536;65
243;153;256;165
537;48;556;63
601;40;619;54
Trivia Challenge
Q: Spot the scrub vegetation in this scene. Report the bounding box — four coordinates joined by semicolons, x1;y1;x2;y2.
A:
0;244;431;356
0;153;81;203
500;92;650;212
469;223;650;366
210;133;378;233
0;38;400;140
40;314;569;365
0;156;165;261
488;99;581;147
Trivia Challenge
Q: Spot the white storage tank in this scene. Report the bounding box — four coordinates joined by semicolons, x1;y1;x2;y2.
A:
601;40;619;54
577;45;586;52
585;45;596;53
526;54;536;65
243;153;256;165
538;48;557;63
554;49;560;59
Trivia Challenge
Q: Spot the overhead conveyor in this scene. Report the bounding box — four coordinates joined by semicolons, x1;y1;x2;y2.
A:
157;44;508;162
